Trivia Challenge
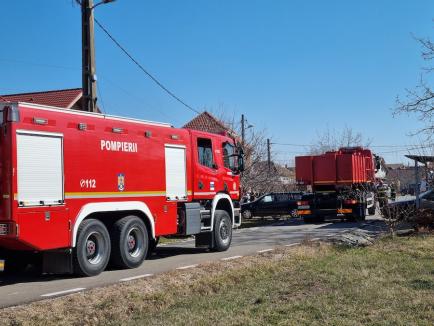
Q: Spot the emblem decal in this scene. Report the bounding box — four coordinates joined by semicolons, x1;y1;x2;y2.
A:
117;173;125;192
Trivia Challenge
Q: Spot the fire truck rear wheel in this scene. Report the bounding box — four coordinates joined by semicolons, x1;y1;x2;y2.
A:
212;210;232;252
110;216;148;269
73;219;111;277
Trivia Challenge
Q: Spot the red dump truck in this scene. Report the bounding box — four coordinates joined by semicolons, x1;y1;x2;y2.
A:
295;147;381;222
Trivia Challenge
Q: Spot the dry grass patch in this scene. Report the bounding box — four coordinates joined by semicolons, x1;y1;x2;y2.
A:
2;236;434;326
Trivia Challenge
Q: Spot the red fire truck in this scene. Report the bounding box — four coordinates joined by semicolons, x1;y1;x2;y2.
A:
295;147;383;222
0;102;244;276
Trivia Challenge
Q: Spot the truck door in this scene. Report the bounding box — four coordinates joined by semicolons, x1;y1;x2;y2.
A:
193;137;219;197
15;130;70;249
221;141;237;194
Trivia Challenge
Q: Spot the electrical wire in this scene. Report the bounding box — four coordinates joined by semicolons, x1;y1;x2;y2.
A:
93;18;200;115
271;142;433;148
96;83;107;114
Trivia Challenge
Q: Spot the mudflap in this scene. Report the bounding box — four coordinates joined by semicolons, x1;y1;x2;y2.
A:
195;232;214;249
42;249;73;274
0;248;5;272
0;250;39;274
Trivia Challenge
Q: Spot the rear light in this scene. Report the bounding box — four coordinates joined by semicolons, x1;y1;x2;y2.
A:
297;201;309;206
344;199;358;205
0;223;9;235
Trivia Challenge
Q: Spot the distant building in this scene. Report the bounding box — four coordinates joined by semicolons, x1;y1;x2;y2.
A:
0;88;101;113
386;163;415;191
386;163;406;170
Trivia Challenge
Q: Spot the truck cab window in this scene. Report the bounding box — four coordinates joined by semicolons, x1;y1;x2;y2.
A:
261;195;273;203
223;142;236;170
198;138;214;169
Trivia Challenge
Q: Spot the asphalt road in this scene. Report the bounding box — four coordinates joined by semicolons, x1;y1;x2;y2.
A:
0;216;386;309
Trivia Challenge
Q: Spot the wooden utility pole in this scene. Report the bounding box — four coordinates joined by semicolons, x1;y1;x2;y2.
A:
81;0;98;112
267;138;271;172
241;114;245;145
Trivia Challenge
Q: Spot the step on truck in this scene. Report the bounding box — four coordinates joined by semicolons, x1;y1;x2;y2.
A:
295;147;384;223
0;102;244;276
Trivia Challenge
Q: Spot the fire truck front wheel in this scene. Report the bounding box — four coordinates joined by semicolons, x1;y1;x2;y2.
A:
110;216;149;269
73;219;111;277
212;210;232;252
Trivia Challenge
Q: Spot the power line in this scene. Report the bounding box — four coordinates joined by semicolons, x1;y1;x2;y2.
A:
96;83;107;114
377;145;434;154
271;142;434;149
271;142;308;147
93;18;200;115
98;75;172;121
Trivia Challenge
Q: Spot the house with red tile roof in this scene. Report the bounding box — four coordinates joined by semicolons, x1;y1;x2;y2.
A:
183;111;237;138
0;88;101;112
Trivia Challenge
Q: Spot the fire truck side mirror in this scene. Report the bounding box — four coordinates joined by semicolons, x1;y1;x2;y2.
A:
375;156;381;171
237;148;245;173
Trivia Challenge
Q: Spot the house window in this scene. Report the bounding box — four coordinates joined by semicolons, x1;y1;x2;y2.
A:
198;138;214;169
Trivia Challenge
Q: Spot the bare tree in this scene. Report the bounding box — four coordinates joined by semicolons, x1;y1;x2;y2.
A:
380;144;434;234
309;126;372;154
394;37;434;139
213;110;290;195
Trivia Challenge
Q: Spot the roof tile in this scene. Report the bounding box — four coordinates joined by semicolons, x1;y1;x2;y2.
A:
183;111;236;136
0;88;83;109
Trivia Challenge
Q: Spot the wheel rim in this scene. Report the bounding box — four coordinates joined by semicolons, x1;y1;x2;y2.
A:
85;231;106;265
126;227;143;258
219;218;231;245
243;210;251;219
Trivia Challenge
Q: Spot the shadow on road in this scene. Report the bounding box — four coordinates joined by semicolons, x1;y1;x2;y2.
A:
0;271;72;287
150;246;208;260
0;247;210;287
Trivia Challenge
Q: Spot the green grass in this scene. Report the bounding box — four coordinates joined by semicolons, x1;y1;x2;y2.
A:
3;236;434;326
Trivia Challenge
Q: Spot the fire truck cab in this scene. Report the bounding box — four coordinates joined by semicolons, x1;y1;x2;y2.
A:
0;102;243;276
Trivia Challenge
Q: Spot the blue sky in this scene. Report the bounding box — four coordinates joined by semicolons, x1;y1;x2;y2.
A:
1;0;433;164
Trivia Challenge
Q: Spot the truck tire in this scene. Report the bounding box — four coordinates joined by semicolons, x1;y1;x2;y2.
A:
110;216;148;269
353;205;366;222
303;217;314;224
212;210;232;252
304;216;324;224
73;219;111;277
